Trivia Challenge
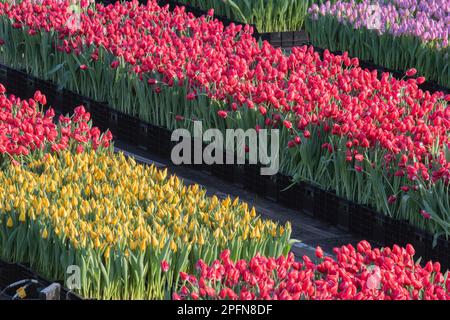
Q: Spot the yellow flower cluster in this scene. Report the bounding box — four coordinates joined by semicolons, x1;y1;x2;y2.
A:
0;151;289;264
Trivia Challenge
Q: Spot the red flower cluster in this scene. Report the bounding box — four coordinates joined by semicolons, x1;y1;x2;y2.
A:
174;241;450;300
0;83;112;161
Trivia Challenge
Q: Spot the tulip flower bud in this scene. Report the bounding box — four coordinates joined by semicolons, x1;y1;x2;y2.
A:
420;209;431;219
388;195;397;204
110;60;120;69
416;76;426;84
161;260;170;272
405;68;417;77
406;244;415;256
186;92;196;100
303;130;311;138
6;217;13;228
258;106;267;116
217;110;228;119
315;246;324;259
283;120;292;130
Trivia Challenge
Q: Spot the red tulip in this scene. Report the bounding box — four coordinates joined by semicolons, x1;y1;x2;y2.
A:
388;195;397;204
405;68;417;77
258;106;267;116
217;110;228;119
315;246;324;259
110;60;120;69
186;92;196;100
283;120;292;130
161;260;170;272
420;210;431;219
416;76;426;84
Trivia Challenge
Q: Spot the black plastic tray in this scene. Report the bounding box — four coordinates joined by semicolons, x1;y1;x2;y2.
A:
0;260;82;300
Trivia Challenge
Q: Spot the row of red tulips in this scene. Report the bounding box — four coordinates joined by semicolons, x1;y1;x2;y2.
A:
0;82;111;166
0;0;450;235
174;241;450;300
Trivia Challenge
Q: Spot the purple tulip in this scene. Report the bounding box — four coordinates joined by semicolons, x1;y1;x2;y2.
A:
308;0;450;48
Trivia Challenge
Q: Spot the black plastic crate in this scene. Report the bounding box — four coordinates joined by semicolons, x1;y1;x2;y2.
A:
35;78;62;109
117;112;139;143
281;32;294;48
264;174;278;202
436;236;450;268
265;32;282;48
348;203;376;238
184;137;207;170
108;110;119;139
158;126;176;158
276;174;299;209
397;220;414;248
137;122;151;151
384;216;400;246
147;124;161;153
372;212;386;245
209;150;236;183
293;31;309;47
6;68;26;96
410;227;436;263
62;89;84;115
384;217;413;248
243;165;267;196
336;199;351;231
0;64;8;83
90;101;110;132
315;190;339;224
299;183;317;216
210;164;236;182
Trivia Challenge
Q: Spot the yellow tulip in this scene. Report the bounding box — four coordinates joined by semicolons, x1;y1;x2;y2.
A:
139;240;146;252
104;247;110;260
19;211;26;223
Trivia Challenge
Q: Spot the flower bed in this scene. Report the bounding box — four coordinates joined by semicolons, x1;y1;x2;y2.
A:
0;148;291;299
306;0;450;87
1;0;450;239
0;82;111;166
175;241;450;300
161;0;326;33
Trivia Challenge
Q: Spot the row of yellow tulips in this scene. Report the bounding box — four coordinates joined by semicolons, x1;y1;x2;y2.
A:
0;150;292;299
